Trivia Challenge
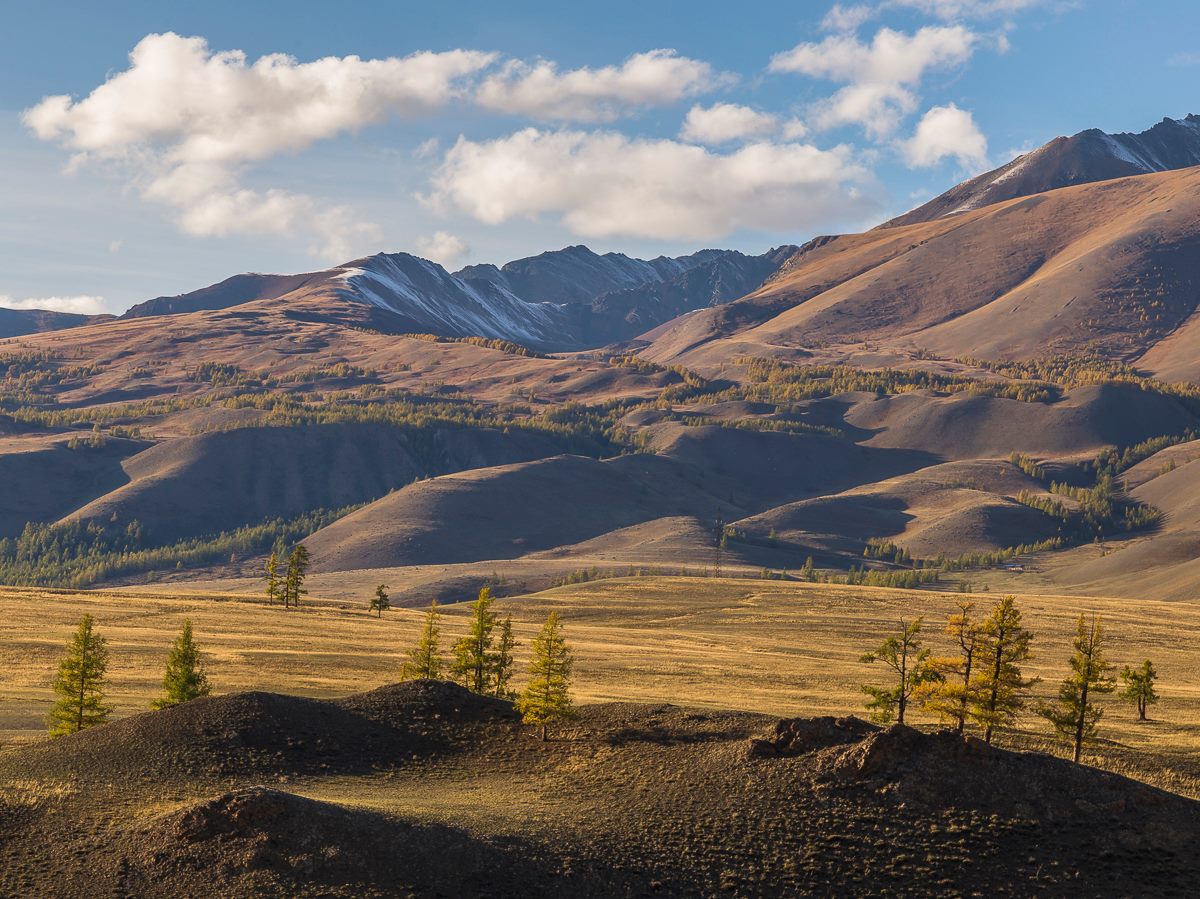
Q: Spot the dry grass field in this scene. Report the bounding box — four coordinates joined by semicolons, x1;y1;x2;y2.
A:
3;576;1198;793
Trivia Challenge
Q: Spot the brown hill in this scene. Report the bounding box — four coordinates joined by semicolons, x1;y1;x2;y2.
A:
642;166;1200;379
735;459;1059;559
302;428;931;573
60;424;569;543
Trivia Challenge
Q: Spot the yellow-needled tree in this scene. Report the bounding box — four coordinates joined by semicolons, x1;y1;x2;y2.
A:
517;612;575;741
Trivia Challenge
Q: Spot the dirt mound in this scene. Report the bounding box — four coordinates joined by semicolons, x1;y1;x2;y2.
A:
130;787;579;898
749;719;1196;850
747;715;878;757
13;681;518;780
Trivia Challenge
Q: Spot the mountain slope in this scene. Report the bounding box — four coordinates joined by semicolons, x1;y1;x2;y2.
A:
0;307;105;338
888;113;1200;227
643;165;1200;378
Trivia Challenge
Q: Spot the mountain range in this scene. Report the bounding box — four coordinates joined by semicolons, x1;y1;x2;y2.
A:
8;112;1200;602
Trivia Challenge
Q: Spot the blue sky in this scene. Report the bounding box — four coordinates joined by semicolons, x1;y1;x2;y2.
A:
1;0;1195;314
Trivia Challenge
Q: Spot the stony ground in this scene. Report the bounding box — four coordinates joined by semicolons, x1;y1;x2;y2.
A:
1;681;1197;897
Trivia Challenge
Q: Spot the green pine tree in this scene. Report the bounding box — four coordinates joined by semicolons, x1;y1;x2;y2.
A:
493;616;517;698
402;601;444;680
860;618;940;724
265;551;282;605
370;584;390;618
1040;614;1116;762
452;587;497;693
284;544;310;608
152;619;211;709
48;614;111;736
1119;659;1159;721
969;595;1036;743
517;612;575;740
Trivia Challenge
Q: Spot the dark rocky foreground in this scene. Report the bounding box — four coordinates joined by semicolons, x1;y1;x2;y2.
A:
2;682;1197;897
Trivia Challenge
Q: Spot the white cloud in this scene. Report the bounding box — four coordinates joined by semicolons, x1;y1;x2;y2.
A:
416;231;469;267
822;3;875;31
475;49;730;122
23;32;495;259
680;103;779;144
770;26;978;138
770;26;977;84
810;82;918;139
886;0;1048;18
426;128;876;241
901;103;989;169
0;295;107;314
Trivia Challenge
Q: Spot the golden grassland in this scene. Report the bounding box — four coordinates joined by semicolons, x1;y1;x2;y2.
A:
2;577;1198;790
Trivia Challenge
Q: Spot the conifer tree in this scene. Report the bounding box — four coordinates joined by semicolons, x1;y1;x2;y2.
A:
800;557;815;582
1120;659;1159;721
969;595;1036;743
517;612;575;740
48;614;111;736
152;619;211;709
402;601;444;680
922;601;982;733
370;584;390;618
1041;614;1116;762
493;616;517;698
265;551;282;605
283;544;310;608
860;619;939;724
452;587;497;692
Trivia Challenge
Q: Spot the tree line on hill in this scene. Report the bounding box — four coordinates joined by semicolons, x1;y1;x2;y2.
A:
42;587;576;742
860;595;1159;763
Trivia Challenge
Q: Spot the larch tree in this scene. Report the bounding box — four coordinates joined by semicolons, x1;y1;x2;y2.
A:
370;584;390;618
516;612;575;741
452;587;497;693
1120;660;1159;721
284;544;311;609
969;595;1036;743
48;614;111;737
800;557;815;582
493;616;517;698
402;601;445;680
152;618;211;709
265;551;282;605
921;601;982;734
1041;614;1116;763
860;618;939;725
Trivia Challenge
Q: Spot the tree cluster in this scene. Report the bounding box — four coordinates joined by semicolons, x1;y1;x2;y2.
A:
861;596;1159;761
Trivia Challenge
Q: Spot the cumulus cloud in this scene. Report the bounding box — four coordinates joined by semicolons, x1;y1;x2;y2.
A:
425;128;876;241
416;230;469;266
901;103;988;169
23;32;495;259
680;103;780;144
770;26;977;85
770;26;977;138
822;3;875;31
475;49;729;122
0;295;107;314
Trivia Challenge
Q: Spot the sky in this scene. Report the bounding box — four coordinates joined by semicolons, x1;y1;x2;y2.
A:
1;0;1195;314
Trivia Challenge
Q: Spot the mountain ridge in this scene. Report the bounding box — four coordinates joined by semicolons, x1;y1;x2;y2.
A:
886;113;1200;227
